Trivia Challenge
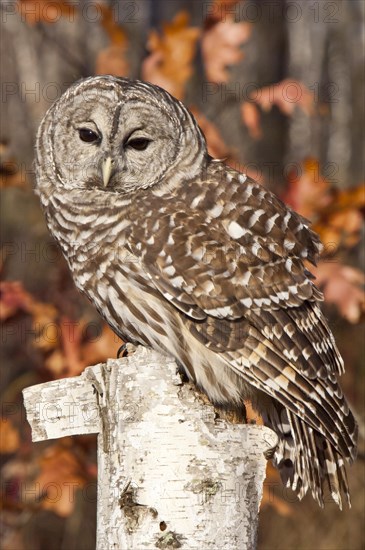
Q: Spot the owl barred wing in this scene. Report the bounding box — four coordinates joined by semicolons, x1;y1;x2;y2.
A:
147;175;323;315
129;169;337;376
185;308;357;462
125;167;357;504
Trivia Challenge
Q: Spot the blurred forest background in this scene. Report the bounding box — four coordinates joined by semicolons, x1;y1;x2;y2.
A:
0;1;364;549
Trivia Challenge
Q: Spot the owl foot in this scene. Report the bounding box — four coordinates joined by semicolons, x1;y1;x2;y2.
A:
117;342;138;358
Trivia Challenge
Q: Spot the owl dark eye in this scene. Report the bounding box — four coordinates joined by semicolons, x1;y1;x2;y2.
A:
78;128;100;143
126;138;151;151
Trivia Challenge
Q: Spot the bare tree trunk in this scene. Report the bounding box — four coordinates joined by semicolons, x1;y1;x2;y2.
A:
23;347;277;550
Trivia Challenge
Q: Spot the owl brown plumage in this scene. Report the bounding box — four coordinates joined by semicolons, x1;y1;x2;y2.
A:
35;76;357;509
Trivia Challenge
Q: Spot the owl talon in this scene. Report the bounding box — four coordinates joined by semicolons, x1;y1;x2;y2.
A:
117;343;138;358
117;343;128;358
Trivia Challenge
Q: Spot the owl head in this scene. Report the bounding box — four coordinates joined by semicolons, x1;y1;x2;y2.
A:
35;76;207;204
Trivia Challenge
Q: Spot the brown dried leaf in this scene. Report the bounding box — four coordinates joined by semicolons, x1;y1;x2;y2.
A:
0;281;34;321
30;302;59;352
202;17;252;83
251;79;315;117
240;101;262;140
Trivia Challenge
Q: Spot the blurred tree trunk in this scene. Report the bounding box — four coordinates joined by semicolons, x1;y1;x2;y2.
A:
286;0;364;188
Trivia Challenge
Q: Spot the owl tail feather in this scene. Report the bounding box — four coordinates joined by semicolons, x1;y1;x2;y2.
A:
263;406;351;509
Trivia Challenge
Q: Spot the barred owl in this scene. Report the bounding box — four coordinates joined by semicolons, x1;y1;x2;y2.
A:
35;76;357;508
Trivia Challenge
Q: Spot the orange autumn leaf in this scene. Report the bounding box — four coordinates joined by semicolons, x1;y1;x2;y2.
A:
244;401;264;425
34;441;89;517
95;45;130;77
58;318;121;376
0;282;121;378
284;158;332;219
98;3;127;47
315;208;364;252
334;184;365;210
284;163;364;255
18;0;76;26
240;101;262;140
318;184;365;221
313;183;365;252
30;302;59;352
0;417;20;454
81;324;121;367
95;3;129;76
261;463;294;516
143;11;201;100
0;143;28;189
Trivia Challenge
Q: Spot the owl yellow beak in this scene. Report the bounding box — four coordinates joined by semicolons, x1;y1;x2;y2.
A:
102;157;113;187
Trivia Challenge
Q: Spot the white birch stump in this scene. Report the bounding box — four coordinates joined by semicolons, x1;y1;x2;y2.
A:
23;346;277;550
